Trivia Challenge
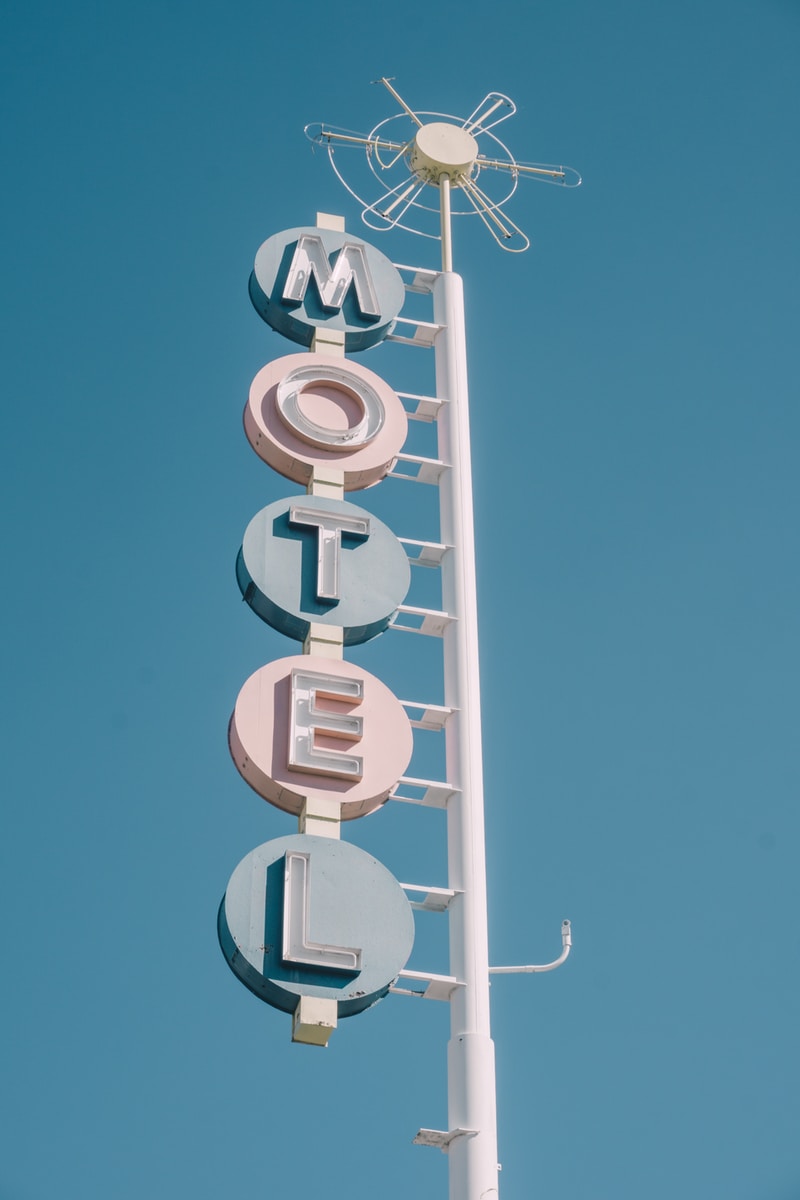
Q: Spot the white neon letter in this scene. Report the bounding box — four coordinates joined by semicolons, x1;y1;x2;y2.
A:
288;668;364;780
276;364;385;450
288;505;369;601
282;235;380;318
282;851;362;971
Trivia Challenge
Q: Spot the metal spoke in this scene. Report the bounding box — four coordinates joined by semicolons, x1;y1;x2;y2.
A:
372;138;414;171
311;127;406;154
374;77;423;128
376;177;425;218
307;82;578;258
462;92;515;134
460;176;514;237
362;176;427;228
460;176;530;253
477;154;566;180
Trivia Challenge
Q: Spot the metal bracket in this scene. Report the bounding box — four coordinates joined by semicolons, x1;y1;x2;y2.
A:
489;919;572;974
396;390;448;422
393;263;440;294
389;452;449;485
399;537;452;567
390;776;457;808
398;700;455;731
400;882;461;912
391;969;463;1001
413;1127;478;1152
386;316;443;347
390;605;454;637
392;921;571;1003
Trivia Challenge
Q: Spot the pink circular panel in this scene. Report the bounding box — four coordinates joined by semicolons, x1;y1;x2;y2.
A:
229;655;413;820
244;353;408;490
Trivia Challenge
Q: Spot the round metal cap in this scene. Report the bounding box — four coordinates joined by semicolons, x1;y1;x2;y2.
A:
409;122;479;185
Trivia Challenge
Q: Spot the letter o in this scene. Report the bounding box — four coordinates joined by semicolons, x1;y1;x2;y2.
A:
244;352;408;490
276;364;385;449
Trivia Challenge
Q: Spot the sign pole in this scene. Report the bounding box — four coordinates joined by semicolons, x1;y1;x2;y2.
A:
434;201;499;1197
223;81;580;1199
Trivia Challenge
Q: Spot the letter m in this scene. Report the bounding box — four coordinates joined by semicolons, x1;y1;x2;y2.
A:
282;235;381;319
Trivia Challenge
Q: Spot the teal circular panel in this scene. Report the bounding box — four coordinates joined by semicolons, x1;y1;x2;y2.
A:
236;493;411;645
249;226;405;352
218;835;415;1017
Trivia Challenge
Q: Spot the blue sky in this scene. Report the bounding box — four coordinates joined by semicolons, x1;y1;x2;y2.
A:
1;2;798;1198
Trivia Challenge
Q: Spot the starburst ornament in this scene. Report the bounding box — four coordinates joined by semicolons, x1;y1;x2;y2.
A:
305;77;581;262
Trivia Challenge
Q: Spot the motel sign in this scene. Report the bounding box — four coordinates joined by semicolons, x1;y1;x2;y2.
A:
219;220;421;1043
219;188;573;1200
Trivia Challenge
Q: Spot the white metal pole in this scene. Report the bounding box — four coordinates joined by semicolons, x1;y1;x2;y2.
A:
440;175;454;273
434;248;498;1199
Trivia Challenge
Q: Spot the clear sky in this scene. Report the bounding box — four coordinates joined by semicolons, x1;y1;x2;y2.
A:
2;2;798;1198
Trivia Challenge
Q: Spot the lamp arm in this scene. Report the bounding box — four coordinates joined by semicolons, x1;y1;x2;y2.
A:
489;919;572;975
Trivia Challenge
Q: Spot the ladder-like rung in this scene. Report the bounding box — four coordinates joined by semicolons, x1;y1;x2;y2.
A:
397;391;447;422
394;263;439;294
394;969;462;1001
391;776;458;808
399;700;455;731
389;453;448;485
386;316;443;348
391;605;454;637
412;1127;478;1148
399;538;451;567
400;883;461;913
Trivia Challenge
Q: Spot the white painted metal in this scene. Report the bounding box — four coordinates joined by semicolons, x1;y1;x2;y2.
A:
398;698;454;730
390;604;453;636
439;177;454;272
490;919;573;973
389;452;448;485
305;87;580;1195
386;315;443;347
397;538;452;568
305;80;580;252
390;776;457;808
433;255;499;1199
395;969;461;1002
410;123;479;185
395;389;446;421
414;1126;477;1149
399;883;460;912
